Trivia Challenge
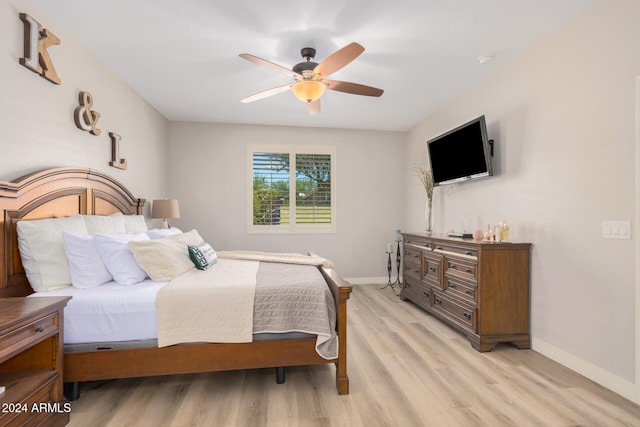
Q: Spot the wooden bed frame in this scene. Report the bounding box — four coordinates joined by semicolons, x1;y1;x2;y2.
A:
0;167;352;397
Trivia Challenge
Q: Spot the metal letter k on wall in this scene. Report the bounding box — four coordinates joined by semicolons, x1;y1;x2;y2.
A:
19;13;61;85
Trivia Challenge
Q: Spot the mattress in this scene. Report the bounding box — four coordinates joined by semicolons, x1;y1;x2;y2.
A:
29;279;165;343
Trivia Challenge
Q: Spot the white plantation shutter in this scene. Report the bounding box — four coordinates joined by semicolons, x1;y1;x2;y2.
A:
248;145;336;234
295;153;332;224
252;152;290;225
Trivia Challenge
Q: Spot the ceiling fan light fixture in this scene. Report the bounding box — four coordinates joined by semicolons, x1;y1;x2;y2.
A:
291;80;326;103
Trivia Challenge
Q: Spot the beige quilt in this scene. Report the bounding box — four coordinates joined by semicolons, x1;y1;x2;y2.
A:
156;258;259;347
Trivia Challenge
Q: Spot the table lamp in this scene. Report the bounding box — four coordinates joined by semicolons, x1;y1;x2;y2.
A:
151;199;180;229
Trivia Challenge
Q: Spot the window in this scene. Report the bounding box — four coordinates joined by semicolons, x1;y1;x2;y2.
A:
248;144;336;234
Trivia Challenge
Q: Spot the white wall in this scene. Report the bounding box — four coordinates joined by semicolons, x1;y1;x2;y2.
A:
168;122;404;279
0;0;170;212
404;0;639;400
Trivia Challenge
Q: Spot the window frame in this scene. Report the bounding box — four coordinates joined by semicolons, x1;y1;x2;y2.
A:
247;143;336;234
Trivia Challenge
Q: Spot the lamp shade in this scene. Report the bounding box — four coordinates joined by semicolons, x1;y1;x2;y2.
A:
291;80;326;103
151;199;180;219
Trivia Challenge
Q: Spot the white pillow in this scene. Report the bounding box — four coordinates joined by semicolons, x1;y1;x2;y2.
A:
93;233;150;285
128;229;204;282
17;215;88;292
146;227;182;239
82;212;126;234
123;215;148;233
62;231;113;288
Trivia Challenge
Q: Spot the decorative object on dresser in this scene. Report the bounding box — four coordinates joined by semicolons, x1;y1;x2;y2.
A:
0;296;71;427
401;232;531;352
151;199;181;229
415;166;434;233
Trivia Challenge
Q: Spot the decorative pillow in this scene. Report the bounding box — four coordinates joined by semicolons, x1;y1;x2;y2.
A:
62;231;113;288
93;233;150;285
82;212;126;234
127;229;204;282
146;227;182;239
188;242;217;270
123;215;148;233
16;215;88;292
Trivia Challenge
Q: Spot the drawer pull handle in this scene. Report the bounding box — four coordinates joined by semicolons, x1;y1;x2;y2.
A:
465;269;473;274
449;284;456;289
34;326;45;333
423;291;430;298
465;251;472;256
465;290;472;295
463;312;471;320
450;265;457;269
429;267;436;273
435;298;442;305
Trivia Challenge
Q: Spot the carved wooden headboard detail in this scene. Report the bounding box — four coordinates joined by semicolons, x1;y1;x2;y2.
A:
0;167;145;298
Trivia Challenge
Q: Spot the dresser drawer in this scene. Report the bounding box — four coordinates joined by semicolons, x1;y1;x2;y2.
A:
402;279;432;310
444;256;477;283
0;313;58;363
423;251;443;288
403;259;422;283
433;243;478;259
444;276;477;305
432;290;477;332
404;244;423;264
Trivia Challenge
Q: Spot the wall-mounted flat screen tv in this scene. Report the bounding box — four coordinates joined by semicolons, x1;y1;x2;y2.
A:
426;115;493;186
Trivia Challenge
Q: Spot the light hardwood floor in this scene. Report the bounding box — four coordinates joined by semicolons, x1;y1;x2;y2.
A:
67;284;640;426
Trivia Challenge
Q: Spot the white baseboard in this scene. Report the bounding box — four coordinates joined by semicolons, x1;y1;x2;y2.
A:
532;337;638;404
344;276;389;285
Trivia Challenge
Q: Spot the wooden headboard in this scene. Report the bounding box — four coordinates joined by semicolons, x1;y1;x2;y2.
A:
0;167;145;298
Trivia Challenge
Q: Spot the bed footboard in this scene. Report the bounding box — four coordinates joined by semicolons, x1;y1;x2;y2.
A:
319;265;352;395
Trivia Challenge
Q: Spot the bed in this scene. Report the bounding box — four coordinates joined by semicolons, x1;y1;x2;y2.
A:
0;167;352;399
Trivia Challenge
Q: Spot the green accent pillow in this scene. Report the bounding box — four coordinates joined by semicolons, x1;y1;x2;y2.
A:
189;242;217;270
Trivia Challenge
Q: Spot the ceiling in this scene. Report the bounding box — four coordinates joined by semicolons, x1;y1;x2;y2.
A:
33;0;597;132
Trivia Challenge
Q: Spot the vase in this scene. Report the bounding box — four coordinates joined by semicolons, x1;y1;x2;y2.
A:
425;198;433;233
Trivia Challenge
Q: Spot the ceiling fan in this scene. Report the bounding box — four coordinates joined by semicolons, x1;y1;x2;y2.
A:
239;42;383;115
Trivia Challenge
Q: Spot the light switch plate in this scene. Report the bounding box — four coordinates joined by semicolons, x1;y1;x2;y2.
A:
602;220;632;239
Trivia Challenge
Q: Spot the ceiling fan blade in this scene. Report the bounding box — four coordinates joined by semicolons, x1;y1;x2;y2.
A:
306;99;321;115
312;42;365;80
241;84;293;103
324;80;384;97
239;53;303;80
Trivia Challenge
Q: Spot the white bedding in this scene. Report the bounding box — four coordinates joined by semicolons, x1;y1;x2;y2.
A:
29;279;166;344
28;261;337;359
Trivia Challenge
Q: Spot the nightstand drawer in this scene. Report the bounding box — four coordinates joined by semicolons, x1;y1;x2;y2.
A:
0;372;57;426
0;313;58;363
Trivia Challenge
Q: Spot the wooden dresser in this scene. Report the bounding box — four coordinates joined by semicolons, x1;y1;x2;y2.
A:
401;233;531;352
0;297;71;427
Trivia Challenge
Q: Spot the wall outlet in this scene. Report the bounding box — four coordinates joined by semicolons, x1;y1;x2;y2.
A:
602;220;632;239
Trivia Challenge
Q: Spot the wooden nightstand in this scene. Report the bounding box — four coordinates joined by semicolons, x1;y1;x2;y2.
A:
0;296;71;427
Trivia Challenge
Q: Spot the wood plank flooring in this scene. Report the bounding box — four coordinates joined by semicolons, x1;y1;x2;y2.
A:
67;284;640;426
